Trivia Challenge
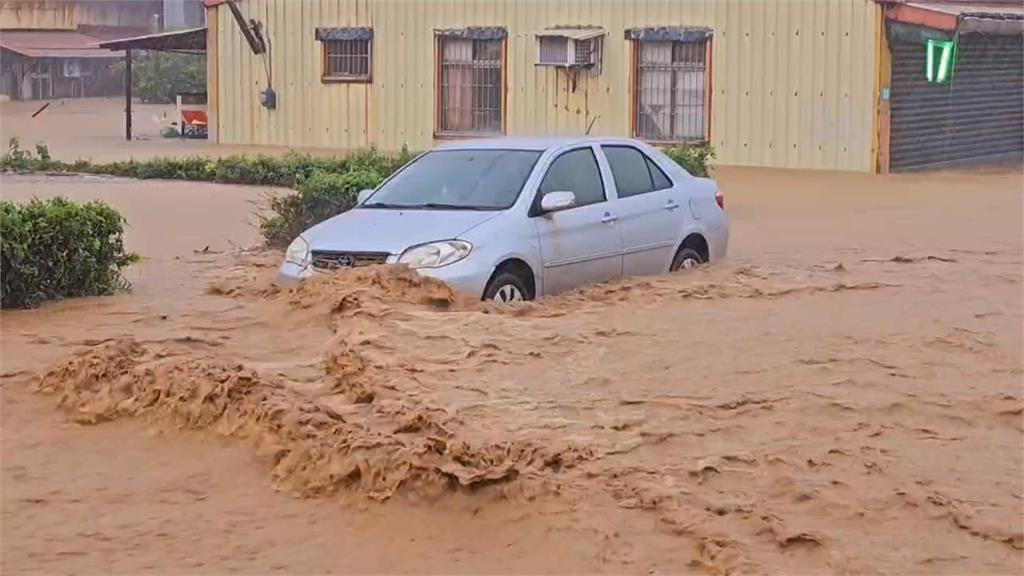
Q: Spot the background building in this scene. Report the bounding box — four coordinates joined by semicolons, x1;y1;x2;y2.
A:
0;0;204;101
880;1;1022;171
204;0;1022;172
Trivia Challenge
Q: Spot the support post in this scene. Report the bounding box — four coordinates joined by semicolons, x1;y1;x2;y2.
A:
873;6;892;174
125;49;133;141
206;6;219;143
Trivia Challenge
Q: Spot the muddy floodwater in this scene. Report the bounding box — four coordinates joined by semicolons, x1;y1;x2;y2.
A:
1;166;1021;574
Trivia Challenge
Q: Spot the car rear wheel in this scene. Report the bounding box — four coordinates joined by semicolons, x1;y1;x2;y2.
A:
483;272;531;303
670;248;704;272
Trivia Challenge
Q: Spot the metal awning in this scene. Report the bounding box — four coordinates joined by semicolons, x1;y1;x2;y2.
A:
434;27;507;40
535;27;607;41
98;27;206;52
624;26;714;42
315;27;373;41
881;1;1024;34
0;30;124;59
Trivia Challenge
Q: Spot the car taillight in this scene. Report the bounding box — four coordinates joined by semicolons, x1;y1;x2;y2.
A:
715;190;724;210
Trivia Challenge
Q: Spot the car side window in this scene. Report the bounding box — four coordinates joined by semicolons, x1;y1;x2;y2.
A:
539;148;606;207
647;157;674;190
603;146;655;198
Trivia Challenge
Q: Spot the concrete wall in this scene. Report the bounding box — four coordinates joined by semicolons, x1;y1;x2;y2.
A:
213;0;882;171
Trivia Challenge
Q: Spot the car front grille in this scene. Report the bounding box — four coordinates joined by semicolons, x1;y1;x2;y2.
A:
310;251;389;270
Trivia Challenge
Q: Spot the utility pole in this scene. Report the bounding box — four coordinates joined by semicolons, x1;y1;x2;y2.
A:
124;49;133;141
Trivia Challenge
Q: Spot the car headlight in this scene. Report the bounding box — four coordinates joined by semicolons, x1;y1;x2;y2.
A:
285;235;310;267
398;240;471;269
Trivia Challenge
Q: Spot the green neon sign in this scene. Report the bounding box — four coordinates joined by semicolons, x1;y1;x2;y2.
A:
925;39;957;84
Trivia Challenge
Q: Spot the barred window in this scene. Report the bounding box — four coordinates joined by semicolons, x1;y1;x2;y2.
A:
323;39;371;82
635;39;709;142
438;38;504;135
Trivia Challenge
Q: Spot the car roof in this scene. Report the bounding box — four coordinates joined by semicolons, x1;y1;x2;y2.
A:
434;136;647;152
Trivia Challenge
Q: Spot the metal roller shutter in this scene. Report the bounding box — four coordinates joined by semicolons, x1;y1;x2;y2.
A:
890;34;1023;171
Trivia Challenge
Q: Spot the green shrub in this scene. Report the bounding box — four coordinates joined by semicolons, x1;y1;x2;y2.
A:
34;143;51;162
277;152;351;186
215;154;290;186
80;159;132;178
1;138;61;172
1;198;136;309
2;140;412;190
134;156;215;181
213;151;398;188
260;167;384;246
348;146;415;177
663;144;716;177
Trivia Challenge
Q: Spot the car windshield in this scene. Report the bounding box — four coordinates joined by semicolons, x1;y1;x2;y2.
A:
362;149;542;210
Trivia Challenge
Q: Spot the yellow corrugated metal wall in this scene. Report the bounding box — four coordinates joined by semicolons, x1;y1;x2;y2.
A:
215;0;880;171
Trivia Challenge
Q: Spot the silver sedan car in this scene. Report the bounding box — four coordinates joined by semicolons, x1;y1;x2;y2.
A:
279;137;729;302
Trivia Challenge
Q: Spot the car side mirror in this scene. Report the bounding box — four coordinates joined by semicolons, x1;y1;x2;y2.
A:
357;189;374;204
540;191;576;213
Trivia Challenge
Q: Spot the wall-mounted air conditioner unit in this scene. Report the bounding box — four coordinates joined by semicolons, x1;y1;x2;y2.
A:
535;27;605;68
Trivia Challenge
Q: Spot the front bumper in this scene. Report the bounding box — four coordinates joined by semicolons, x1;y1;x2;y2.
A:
415;256;492;299
278;260;314;284
277;256;492;299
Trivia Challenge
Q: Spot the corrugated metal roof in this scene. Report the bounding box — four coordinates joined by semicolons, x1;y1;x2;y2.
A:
97;27;206;51
904;1;1024;17
535;27;606;41
0;30;124;59
884;0;1024;33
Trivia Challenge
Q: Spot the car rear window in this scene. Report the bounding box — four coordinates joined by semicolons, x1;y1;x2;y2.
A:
648;157;673;190
603;145;674;198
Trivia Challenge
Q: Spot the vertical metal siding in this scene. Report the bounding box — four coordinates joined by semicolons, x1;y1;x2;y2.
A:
889;34;1024;171
216;0;880;171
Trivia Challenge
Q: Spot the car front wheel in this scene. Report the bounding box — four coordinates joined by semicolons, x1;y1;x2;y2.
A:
483;272;531;303
670;248;704;272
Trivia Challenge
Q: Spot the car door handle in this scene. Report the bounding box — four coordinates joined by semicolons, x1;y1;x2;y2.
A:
601;212;618;224
665;200;681;211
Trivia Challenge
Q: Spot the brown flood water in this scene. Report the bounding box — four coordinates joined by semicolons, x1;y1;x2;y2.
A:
1;165;1022;575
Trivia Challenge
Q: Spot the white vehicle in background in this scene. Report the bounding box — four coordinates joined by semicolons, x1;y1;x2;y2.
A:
279;137;729;302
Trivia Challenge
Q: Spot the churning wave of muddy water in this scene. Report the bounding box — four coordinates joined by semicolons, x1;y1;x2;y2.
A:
23;249;1024;574
2;168;1022;574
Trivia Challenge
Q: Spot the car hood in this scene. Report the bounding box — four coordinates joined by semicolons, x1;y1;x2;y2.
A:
302;208;501;254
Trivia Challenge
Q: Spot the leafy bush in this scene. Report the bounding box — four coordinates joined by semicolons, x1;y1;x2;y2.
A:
2;140;409;190
137;157;214;180
214;154;301;187
663;144;716;177
215;149;410;189
1;138;61;172
260;167;384;245
81;156;216;181
35;142;51;162
1;198;137;309
348;146;415;178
